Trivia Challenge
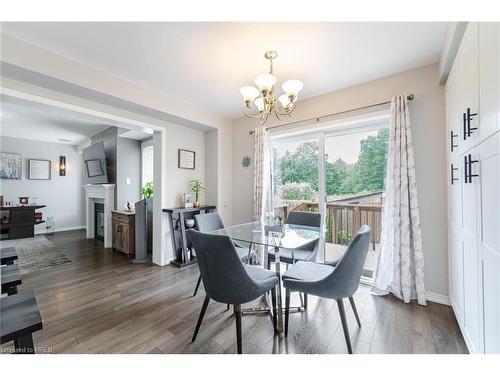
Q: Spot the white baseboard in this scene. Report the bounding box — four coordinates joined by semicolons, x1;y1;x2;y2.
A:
35;225;85;235
426;291;451;306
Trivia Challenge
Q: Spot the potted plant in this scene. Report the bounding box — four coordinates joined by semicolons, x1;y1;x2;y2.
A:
141;182;154;211
141;182;153;199
190;179;205;208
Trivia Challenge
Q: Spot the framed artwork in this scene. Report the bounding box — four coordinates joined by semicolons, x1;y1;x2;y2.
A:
85;159;104;177
28;159;51;180
0;152;22;179
178;149;195;169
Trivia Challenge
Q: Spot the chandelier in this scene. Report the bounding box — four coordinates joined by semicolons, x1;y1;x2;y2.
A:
240;50;303;125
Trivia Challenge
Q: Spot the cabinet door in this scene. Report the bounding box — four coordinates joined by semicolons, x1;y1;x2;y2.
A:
460;149;482;352
446;60;462;154
478;23;500;143
477;134;500;353
448;159;464;324
460;23;480;153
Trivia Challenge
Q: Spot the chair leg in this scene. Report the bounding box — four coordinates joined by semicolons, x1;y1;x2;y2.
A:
193;275;202;297
349;296;361;327
271;286;278;334
234;304;242;354
337;298;352;354
304;293;308;310
192;295;210;342
285;288;291;336
226;304;230;311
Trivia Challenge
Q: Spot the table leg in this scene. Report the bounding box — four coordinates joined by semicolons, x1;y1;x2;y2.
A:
273;245;284;333
14;334;34;354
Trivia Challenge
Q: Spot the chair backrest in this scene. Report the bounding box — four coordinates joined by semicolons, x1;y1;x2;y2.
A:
189;230;258;304
325;225;371;299
287;211;322;257
194;212;224;233
287;211;322;228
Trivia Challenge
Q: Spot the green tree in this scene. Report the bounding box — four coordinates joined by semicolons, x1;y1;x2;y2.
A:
275;128;389;197
279;141;319;191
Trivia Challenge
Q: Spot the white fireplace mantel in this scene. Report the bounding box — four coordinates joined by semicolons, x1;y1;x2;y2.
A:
83;184;116;248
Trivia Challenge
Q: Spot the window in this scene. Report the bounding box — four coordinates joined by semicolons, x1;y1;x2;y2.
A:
141;144;154;188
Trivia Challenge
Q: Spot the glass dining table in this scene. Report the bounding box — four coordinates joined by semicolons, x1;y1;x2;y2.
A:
211;221;321;334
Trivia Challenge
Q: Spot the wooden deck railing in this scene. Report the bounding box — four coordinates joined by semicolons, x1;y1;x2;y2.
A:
275;201;382;249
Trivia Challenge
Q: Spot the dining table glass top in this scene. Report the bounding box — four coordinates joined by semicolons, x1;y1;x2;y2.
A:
210;221;321;250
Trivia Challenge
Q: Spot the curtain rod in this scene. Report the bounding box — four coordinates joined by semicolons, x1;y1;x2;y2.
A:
248;93;414;134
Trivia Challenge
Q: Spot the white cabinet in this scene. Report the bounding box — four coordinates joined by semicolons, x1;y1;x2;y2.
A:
479;23;500;143
476;133;500;353
446;22;500;354
459;23;480;153
460;149;482;352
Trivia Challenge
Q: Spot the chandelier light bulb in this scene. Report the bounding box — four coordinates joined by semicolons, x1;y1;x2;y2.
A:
254;73;277;93
254;97;265;112
281;79;304;98
278;94;291;110
240;86;260;105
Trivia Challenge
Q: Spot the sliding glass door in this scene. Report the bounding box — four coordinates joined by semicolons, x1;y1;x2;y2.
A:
323;127;388;279
270;120;389;281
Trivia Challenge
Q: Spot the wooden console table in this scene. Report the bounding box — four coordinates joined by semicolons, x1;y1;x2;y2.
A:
163;205;216;267
0;205;46;240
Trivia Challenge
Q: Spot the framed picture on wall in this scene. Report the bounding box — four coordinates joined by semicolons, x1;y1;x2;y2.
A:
0;152;22;179
178;149;195;169
28;159;51;180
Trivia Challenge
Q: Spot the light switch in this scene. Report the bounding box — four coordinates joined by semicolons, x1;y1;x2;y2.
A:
126;178;131;185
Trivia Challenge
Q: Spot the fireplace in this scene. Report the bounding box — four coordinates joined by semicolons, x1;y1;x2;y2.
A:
82;184;116;248
94;202;105;242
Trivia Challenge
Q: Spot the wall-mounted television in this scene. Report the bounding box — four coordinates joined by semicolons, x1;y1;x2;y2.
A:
82;141;108;184
85;159;104;177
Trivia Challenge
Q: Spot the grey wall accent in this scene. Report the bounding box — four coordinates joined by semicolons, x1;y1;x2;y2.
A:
82;141;108;184
91;127;117;184
116;137;141;209
0;136;85;232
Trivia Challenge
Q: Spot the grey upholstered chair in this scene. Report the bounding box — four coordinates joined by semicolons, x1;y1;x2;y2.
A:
267;211;322;309
193;212;253;296
189;230;279;354
282;225;371;354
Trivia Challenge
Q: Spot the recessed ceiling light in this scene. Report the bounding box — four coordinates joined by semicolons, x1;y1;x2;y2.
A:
58;138;71;142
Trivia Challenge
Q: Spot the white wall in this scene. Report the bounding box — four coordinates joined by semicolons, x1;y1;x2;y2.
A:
231;64;449;298
0;136;85;232
204;129;218;207
165;124;206;208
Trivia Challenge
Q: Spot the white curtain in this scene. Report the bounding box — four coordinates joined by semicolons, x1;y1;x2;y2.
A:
371;94;427;305
253;126;272;265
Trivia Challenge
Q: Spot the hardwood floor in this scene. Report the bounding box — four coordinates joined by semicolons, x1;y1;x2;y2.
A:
1;229;468;354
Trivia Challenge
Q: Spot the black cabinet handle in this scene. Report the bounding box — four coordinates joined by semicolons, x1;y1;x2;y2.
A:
464;155;469;183
463;113;467;140
464;154;479;183
450;131;458;152
451;164;459;185
466;108;478;137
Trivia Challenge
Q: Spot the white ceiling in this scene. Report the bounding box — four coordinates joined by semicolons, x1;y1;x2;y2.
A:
2;22;449;119
0;99;152;145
